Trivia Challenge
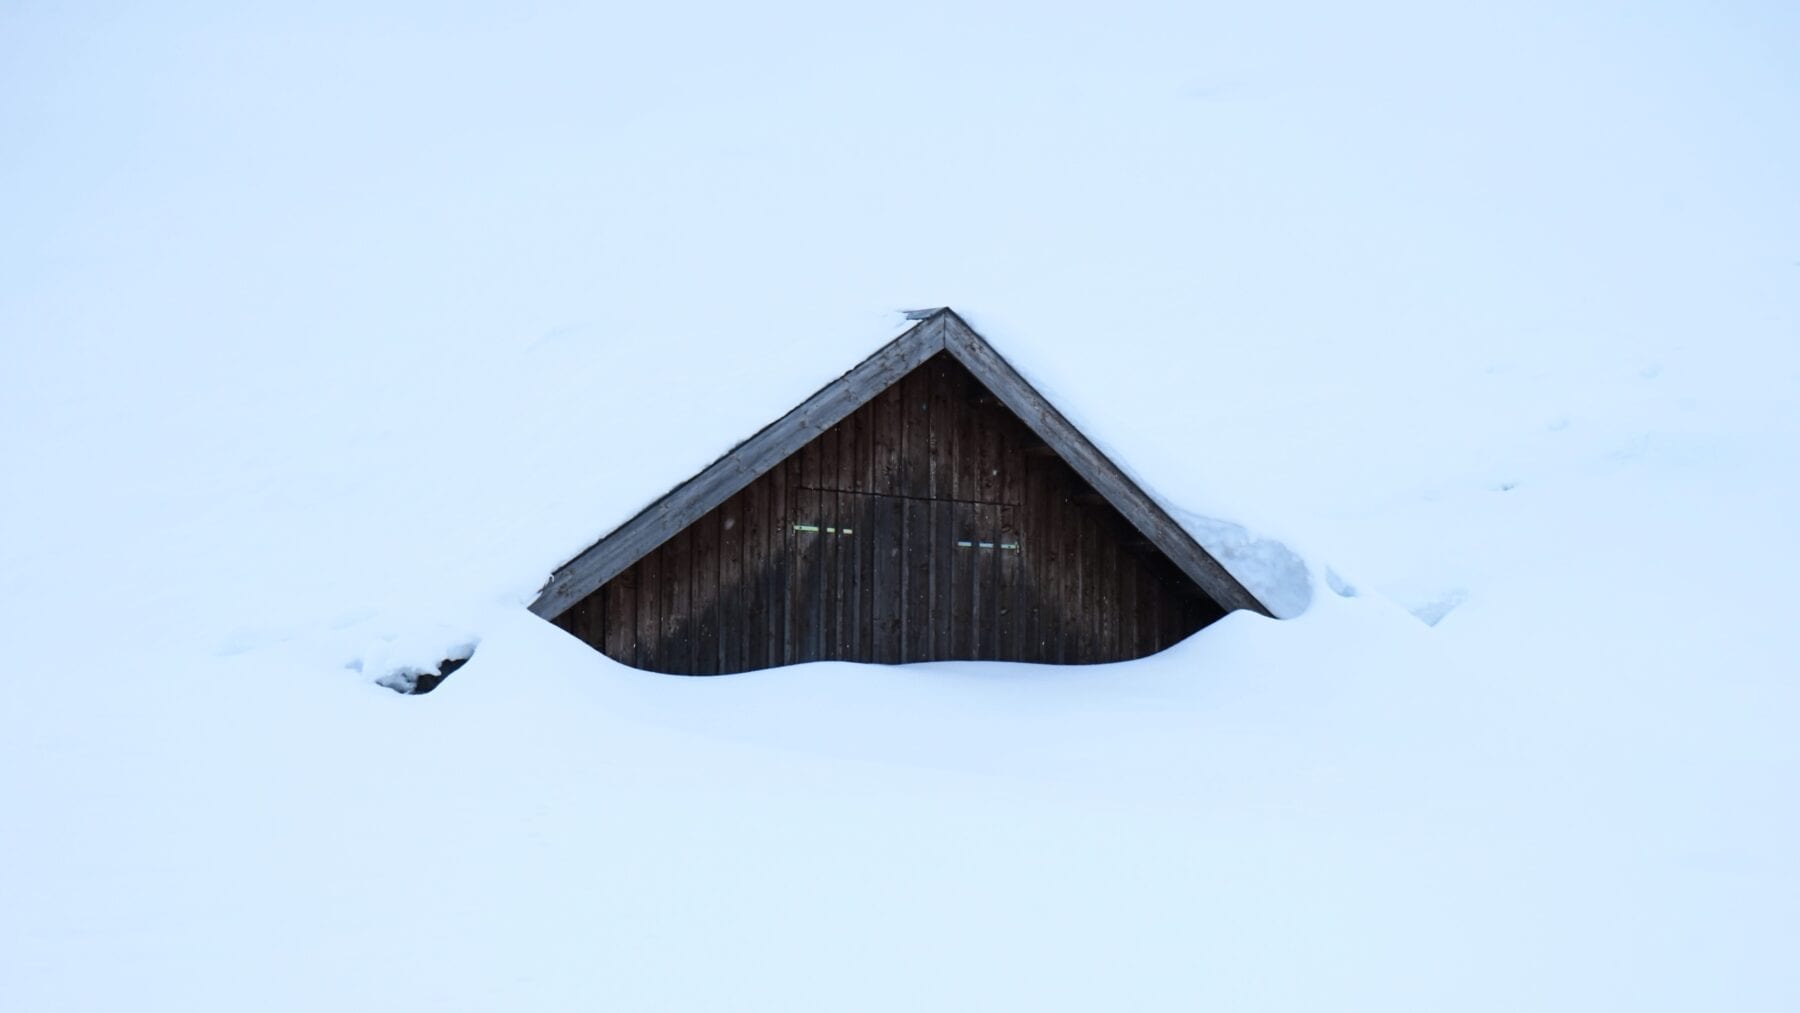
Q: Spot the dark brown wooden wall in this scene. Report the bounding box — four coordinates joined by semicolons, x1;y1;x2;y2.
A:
554;353;1224;674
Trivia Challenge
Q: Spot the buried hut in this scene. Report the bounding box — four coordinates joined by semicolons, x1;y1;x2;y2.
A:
532;309;1270;675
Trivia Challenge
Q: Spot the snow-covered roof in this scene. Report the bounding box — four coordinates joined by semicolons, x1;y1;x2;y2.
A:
532;307;1272;621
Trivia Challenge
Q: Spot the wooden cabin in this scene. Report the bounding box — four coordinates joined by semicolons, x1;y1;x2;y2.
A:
532;309;1269;674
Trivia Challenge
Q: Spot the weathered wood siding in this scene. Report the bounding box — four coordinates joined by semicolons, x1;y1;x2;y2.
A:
554;353;1223;674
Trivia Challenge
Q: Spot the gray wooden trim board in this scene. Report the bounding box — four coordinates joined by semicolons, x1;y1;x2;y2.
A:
529;308;1272;621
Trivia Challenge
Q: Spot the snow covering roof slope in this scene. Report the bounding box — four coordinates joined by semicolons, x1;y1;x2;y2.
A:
3;4;1798;1011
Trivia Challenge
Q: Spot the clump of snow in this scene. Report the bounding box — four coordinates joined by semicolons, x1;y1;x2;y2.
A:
1177;510;1313;618
364;643;478;695
1406;586;1470;627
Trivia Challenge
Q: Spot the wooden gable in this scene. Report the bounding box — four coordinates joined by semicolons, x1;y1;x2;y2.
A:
535;310;1269;674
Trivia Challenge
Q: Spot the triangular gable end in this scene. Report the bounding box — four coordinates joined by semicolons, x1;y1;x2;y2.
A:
532;309;1270;673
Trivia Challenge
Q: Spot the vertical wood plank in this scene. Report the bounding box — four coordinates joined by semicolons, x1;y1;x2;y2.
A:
950;502;974;658
897;366;932;660
969;503;988;660
1025;464;1049;662
604;569;636;667
1079;510;1099;663
848;394;870;494
1094;510;1112;662
1027;469;1052;664
718;492;744;673
833;492;850;659
835;413;858;493
998;505;1019;660
1118;545;1138;660
954;370;979;506
741;476;769;671
815;429;837;657
968;384;989;504
998;412;1026;661
664;528;693;674
999;407;1025;507
768;458;789;667
899;367;931;500
820;489;840;660
975;388;1001;505
1160;571;1179;655
931;498;954;660
871;490;902;662
1068;495;1088;662
903;496;930;661
691;509;720;675
1144;561;1173;658
790;486;822;663
1140;565;1160;655
828;422;854;658
798;425;822;490
850;402;874;660
928;356;951;500
1055;489;1076;663
635;555;660;672
942;359;965;503
1160;570;1179;654
837;491;860;659
986;503;1000;662
1168;586;1187;649
855;492;874;660
870;383;898;497
1066;496;1084;664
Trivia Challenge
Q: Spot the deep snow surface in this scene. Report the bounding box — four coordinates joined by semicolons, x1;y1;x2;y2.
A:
4;3;1799;1010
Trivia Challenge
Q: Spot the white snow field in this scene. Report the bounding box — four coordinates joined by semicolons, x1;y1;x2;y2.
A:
4;3;1798;1010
